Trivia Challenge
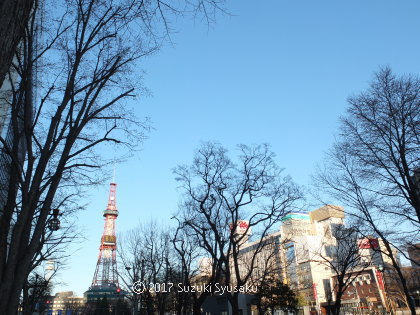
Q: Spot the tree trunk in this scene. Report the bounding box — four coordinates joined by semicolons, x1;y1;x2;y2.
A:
22;283;30;315
3;260;33;314
0;0;34;89
333;292;343;315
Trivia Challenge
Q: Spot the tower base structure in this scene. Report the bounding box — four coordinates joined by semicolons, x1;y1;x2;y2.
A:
84;284;122;303
84;285;128;314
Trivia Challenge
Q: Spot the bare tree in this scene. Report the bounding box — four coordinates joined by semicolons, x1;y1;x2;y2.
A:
0;0;228;312
382;266;416;311
316;144;418;314
21;269;54;315
174;142;303;315
310;222;374;315
0;0;227;90
118;226;144;315
118;222;176;314
0;0;151;311
21;226;79;313
172;221;207;315
314;66;420;315
340;67;420;225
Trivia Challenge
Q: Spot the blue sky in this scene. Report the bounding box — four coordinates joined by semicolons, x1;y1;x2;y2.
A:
55;1;420;295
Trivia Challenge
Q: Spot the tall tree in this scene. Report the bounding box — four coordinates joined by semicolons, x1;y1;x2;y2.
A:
340;67;419;224
174;142;303;315
0;1;149;312
172;221;207;315
315;67;420;315
118;222;176;314
0;0;227;312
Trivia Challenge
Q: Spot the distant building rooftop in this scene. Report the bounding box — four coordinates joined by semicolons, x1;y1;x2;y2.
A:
310;205;344;221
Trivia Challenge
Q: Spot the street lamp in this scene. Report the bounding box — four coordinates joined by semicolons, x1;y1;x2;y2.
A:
47;209;60;231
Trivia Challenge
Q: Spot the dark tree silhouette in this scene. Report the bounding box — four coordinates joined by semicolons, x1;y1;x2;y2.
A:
172;221;207;315
118;222;176;314
0;0;227;313
174;142;303;315
255;277;298;314
315;67;420;315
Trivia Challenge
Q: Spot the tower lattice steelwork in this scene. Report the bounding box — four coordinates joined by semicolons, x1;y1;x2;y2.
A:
91;182;119;289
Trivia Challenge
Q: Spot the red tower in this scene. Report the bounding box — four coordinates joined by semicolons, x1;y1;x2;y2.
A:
90;182;119;289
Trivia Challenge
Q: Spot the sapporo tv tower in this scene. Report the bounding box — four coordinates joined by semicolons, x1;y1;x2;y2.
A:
85;182;122;302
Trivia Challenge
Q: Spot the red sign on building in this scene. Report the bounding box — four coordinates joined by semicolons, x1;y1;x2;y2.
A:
358;238;379;249
229;220;250;235
312;282;318;300
376;270;385;290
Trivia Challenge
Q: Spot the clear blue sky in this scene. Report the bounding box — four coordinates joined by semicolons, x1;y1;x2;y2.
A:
55;0;420;295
